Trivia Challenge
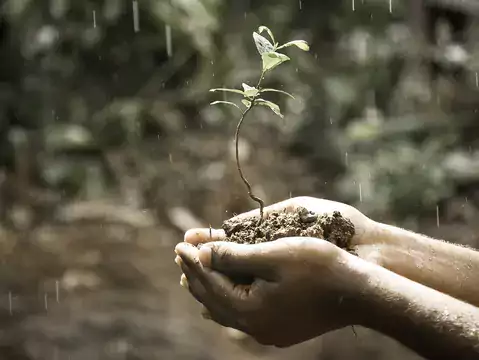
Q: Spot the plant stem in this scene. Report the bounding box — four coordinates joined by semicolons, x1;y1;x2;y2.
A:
234;70;266;223
235;104;265;223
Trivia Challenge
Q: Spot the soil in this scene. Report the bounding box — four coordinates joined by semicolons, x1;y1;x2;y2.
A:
222;206;355;250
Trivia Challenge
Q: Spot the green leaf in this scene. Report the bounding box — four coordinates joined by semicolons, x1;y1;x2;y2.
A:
209;88;245;95
255;98;284;118
210;101;242;112
253;32;274;55
241;83;259;98
259;88;295;99
276;40;310;51
242;99;252;108
258;26;276;46
261;52;290;72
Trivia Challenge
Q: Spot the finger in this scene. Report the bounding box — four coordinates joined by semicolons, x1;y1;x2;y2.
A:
184;228;226;246
180;273;189;289
176;242;235;297
178;258;216;304
198;241;280;280
179;255;244;329
176;242;253;310
203;306;243;330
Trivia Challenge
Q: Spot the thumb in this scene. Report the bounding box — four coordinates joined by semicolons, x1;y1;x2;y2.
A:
198;241;278;280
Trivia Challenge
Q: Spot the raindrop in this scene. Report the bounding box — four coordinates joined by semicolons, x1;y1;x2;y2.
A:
169;154;173;163
329;117;333;124
93;10;97;28
299;0;302;10
476;72;478;87
389;0;392;13
56;280;60;303
8;292;12;315
352;0;355;11
165;24;172;57
436;205;440;227
44;293;48;311
132;0;140;33
359;183;362;202
345;152;349;167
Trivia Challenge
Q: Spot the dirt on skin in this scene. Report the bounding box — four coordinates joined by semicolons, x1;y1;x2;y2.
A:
222;207;355;250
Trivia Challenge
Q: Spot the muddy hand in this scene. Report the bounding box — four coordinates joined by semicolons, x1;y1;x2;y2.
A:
184;196;377;247
174;237;364;347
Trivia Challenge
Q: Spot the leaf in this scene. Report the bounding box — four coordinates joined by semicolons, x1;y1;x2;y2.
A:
259;88;295;99
210;101;242;112
261;52;290;72
253;32;274;55
258;26;275;46
276;40;310;51
241;83;259;98
209;88;245;95
242;99;252;108
255;98;284;118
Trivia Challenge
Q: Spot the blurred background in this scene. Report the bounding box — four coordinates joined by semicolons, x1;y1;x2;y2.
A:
0;0;478;359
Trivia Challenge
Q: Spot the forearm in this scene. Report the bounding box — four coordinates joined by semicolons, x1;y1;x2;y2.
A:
351;259;479;360
354;221;479;306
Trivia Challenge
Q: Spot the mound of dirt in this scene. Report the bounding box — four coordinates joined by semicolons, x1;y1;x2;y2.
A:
222;207;355;250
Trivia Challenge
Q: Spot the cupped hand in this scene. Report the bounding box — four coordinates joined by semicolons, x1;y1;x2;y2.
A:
184;196;377;248
175;237;365;347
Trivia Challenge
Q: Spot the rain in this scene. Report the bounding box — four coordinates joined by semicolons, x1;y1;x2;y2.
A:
166;24;173;58
132;0;140;33
0;0;477;359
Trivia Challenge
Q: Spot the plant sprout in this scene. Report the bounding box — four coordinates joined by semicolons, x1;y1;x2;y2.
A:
209;26;309;222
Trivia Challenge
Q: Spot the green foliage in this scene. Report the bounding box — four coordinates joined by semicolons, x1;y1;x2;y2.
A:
210;25;308;117
1;0;478;228
208;25;309;217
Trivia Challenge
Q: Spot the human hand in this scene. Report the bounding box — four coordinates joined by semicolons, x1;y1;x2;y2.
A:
174;237;365;347
184;196;377;248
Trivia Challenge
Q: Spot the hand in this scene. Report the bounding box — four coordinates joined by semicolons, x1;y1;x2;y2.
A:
174;237;365;347
184;196;377;248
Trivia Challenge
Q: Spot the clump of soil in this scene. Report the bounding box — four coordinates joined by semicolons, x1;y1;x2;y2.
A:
222;207;355;250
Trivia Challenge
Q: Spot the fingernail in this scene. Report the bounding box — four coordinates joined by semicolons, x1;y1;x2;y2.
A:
174;242;185;255
198;246;212;267
180;274;188;288
174;256;181;266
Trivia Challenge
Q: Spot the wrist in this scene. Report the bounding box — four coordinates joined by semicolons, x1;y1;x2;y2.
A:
327;250;379;327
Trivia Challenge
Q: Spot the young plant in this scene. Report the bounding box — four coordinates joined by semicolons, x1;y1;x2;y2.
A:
209;26;309;222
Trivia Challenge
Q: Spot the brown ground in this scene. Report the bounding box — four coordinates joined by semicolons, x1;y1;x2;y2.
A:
0;125;474;359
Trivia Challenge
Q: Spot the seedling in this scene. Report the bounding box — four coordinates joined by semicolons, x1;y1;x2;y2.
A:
209;25;309;222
